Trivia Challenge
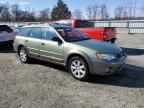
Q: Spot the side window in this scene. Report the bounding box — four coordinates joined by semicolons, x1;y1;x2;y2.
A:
0;25;13;33
17;28;31;37
29;28;41;39
42;28;58;40
57;29;66;37
0;25;3;33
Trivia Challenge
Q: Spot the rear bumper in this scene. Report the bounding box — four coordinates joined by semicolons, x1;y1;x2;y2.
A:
90;57;127;75
0;40;13;46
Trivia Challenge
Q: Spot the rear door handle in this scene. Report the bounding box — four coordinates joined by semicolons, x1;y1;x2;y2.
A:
41;43;45;45
25;40;28;42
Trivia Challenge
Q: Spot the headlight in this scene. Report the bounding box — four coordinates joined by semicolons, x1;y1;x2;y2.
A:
97;54;116;61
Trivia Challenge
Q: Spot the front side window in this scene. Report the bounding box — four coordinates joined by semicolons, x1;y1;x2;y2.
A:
29;28;41;39
41;28;58;40
17;28;31;37
55;27;89;42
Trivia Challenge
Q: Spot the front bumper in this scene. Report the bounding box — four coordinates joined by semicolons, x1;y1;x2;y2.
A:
90;56;127;75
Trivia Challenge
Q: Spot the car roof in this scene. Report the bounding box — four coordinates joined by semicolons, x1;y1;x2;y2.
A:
22;24;71;29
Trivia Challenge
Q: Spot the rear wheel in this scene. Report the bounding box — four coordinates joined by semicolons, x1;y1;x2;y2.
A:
68;56;89;81
18;47;29;63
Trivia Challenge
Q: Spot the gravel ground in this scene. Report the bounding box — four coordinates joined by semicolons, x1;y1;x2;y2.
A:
0;34;144;108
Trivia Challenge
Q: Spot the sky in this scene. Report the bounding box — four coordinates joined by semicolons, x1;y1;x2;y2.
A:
0;0;144;17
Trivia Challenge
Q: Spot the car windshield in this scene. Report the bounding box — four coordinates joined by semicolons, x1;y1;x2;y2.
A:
55;27;90;42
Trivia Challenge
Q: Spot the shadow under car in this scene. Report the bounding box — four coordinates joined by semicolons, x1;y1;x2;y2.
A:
28;59;144;88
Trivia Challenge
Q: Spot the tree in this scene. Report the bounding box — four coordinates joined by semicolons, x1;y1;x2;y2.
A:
114;5;129;20
140;2;144;17
99;4;109;20
86;6;93;20
86;5;99;20
128;0;133;19
92;5;99;20
114;6;124;20
133;0;137;18
11;4;22;21
72;9;83;19
39;8;51;22
0;4;11;21
51;0;71;20
122;6;128;19
127;0;137;19
20;8;36;22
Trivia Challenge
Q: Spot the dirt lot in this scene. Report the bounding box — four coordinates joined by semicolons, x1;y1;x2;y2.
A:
0;34;144;108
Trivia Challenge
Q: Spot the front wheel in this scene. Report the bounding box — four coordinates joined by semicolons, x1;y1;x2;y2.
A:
111;38;117;43
68;56;89;81
18;47;29;63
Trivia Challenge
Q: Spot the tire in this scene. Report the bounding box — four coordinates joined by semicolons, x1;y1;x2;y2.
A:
18;47;29;63
111;38;116;44
68;56;89;81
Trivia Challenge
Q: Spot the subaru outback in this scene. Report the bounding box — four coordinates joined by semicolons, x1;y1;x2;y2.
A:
13;25;127;80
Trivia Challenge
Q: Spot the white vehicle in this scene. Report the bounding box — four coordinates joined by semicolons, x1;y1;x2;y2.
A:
0;25;15;45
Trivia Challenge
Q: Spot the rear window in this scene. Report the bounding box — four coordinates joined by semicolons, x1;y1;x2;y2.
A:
0;25;13;33
17;28;31;37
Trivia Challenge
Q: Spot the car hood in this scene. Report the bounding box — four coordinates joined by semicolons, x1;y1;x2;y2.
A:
71;39;122;54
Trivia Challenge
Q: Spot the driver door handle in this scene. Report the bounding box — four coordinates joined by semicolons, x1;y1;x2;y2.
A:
41;43;45;45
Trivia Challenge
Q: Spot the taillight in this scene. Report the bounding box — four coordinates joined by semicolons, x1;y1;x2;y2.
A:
101;32;107;40
12;35;16;41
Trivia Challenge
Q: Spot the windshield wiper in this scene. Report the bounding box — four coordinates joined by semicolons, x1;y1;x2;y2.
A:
67;38;90;42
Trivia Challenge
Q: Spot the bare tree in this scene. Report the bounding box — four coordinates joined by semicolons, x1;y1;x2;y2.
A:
20;8;36;22
99;4;109;20
133;0;137;18
128;0;133;19
141;3;144;15
72;9;83;19
114;5;130;20
127;0;137;19
0;4;11;21
39;8;51;22
86;5;99;20
11;4;22;21
114;6;123;20
86;6;93;20
123;6;129;19
92;5;99;20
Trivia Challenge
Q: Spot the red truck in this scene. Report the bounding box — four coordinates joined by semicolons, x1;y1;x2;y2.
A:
55;18;117;43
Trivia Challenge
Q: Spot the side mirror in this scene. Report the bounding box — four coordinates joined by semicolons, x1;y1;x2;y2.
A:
52;37;63;43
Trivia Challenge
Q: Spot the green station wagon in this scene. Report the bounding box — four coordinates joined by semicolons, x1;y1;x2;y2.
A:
13;25;127;80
